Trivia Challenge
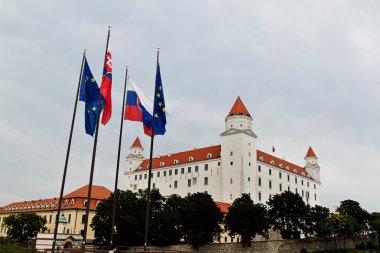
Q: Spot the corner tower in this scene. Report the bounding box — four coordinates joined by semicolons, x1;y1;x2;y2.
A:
125;137;145;174
304;147;320;183
220;97;258;203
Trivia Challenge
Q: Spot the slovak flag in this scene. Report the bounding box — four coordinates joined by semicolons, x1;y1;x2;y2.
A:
124;79;154;136
100;45;112;125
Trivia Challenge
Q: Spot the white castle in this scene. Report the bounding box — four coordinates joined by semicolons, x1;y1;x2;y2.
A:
125;97;321;206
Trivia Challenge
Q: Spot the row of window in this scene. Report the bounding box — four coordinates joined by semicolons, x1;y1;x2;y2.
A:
258;166;316;189
257;190;317;202
135;177;210;191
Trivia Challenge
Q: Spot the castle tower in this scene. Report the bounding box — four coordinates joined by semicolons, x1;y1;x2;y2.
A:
220;97;258;203
125;137;145;174
304;147;320;183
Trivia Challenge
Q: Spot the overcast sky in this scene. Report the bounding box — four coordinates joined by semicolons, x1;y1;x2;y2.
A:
1;1;379;212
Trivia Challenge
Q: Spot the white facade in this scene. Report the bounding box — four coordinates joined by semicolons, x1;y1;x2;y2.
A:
125;97;321;206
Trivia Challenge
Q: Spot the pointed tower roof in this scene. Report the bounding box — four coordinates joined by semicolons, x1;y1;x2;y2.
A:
131;137;142;148
227;96;251;118
305;147;317;158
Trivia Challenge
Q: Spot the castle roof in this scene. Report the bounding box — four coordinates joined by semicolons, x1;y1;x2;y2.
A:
305;147;317;158
227;96;251;118
215;201;231;214
131;137;143;148
0;185;111;214
135;145;313;180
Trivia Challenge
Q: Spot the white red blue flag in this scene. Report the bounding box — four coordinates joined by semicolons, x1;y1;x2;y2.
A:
124;79;154;136
100;45;112;125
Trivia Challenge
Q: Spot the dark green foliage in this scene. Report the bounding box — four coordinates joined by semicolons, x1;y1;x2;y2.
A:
369;212;380;243
336;199;370;234
224;194;269;247
3;213;46;245
305;205;330;237
267;191;308;239
180;192;223;250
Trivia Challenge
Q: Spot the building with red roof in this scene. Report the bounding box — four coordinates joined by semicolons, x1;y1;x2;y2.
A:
125;97;321;206
0;185;111;242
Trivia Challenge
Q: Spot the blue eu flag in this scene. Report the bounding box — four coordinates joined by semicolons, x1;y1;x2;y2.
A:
152;62;166;135
79;57;104;136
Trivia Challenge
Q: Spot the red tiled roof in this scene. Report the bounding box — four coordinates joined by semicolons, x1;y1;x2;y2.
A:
228;97;251;118
305;147;317;158
64;185;111;199
137;145;221;171
0;185;111;214
131;137;143;148
135;144;313;180
257;150;311;179
215;201;231;214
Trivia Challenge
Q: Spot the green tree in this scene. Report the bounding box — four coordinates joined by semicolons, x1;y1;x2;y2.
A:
180;192;223;250
3;213;46;245
369;212;380;243
336;199;370;234
305;205;330;237
267;191;308;239
224;194;269;247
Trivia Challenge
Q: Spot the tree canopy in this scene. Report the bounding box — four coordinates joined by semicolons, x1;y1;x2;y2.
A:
224;194;269;247
3;212;46;245
336;199;370;234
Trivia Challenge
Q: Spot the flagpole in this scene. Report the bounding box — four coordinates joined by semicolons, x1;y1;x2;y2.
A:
82;26;111;250
51;49;86;253
109;66;128;248
144;48;160;252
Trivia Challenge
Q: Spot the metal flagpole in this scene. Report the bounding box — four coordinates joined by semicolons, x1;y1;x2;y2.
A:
81;26;111;250
144;48;160;252
51;49;86;253
109;66;128;248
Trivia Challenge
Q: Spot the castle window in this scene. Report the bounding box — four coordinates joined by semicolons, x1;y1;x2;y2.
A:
259;156;263;161
195;165;198;172
169;170;172;176
193;178;197;185
181;168;185;174
204;177;209;185
188;167;191;173
205;164;209;171
258;165;261;172
188;179;191;187
152;183;156;189
307;182;310;187
301;179;303;185
270;160;274;165
279;172;282;179
230;161;233;165
81;215;86;223
258;177;262;187
287;175;290;181
269;169;272;175
135;175;137;180
248;152;251;157
288;186;290;191
151;173;153;178
189;156;194;162
230;151;233;156
302;190;304;197
258;192;262;201
249;162;251;166
160;162;165;167
248;177;250;182
295;178;298;184
174;160;179;165
296;188;298;194
164;171;167;177
230;178;233;184
218;162;221;166
315;193;317;201
157;172;160;177
68;214;71;223
207;153;213;158
174;181;178;188
230;194;233;200
175;169;178;175
139;174;142;180
144;174;147;179
279;183;282;191
314;184;316;189
269;180;272;189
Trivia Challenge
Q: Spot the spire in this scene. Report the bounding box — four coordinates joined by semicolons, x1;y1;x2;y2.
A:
305;147;317;158
131;137;142;148
227;96;251;118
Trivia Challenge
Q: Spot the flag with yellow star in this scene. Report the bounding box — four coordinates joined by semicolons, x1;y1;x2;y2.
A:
152;62;166;135
79;57;104;136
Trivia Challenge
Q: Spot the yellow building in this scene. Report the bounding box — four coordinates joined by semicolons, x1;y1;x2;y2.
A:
0;185;111;242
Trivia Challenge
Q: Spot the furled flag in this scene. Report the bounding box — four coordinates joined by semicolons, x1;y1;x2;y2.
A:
79;57;104;136
100;45;112;125
272;146;275;153
124;79;154;136
152;62;167;135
